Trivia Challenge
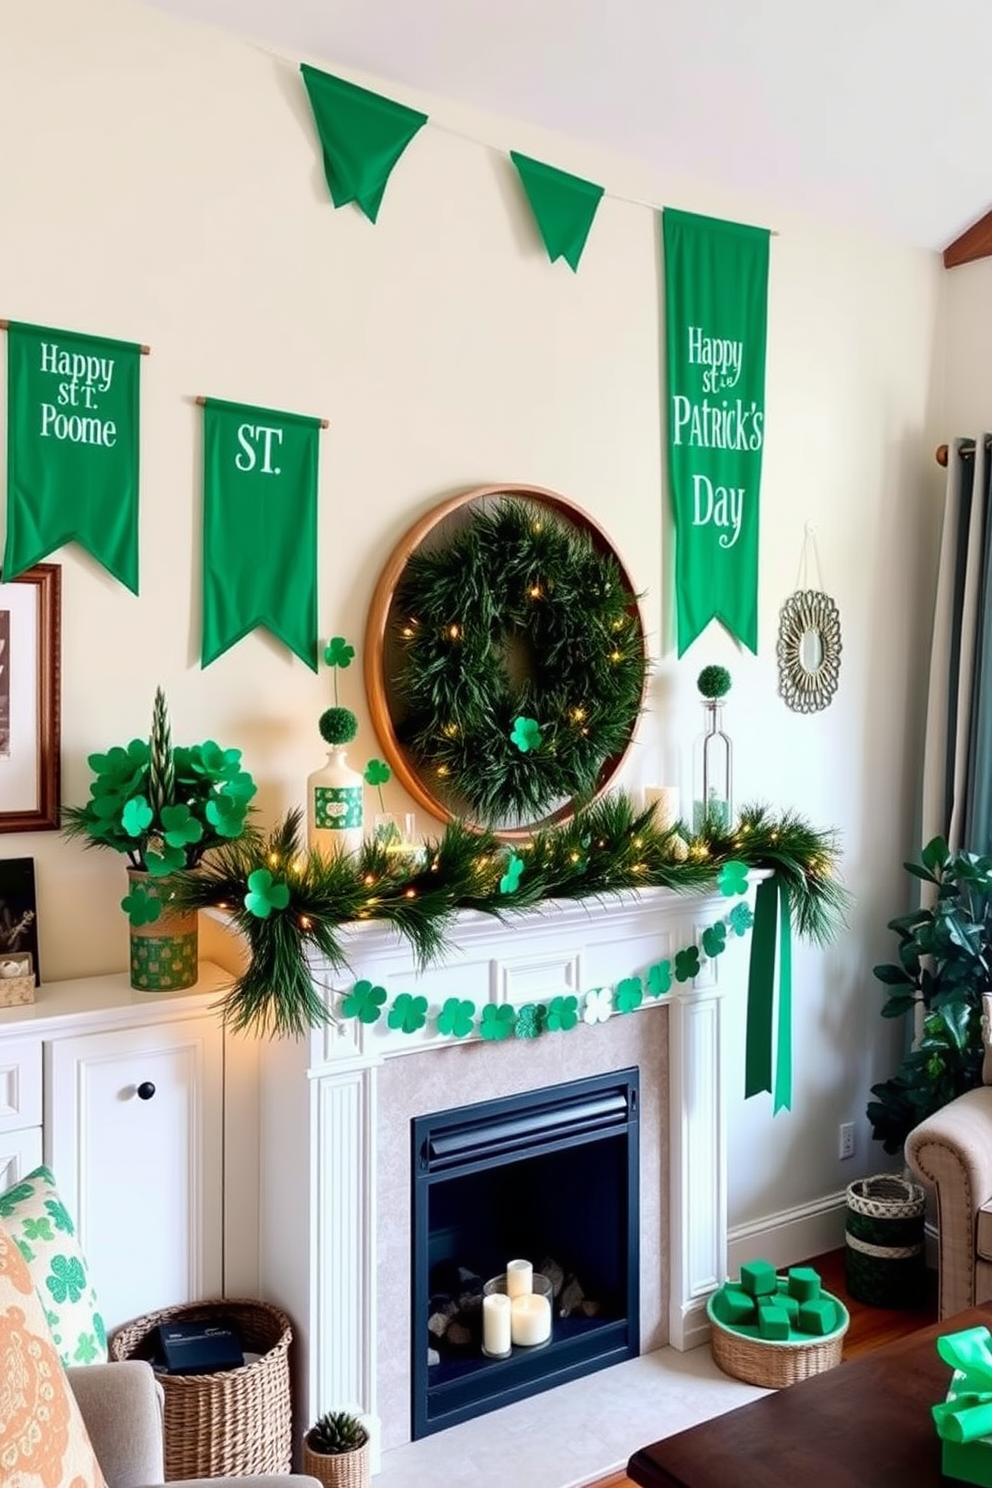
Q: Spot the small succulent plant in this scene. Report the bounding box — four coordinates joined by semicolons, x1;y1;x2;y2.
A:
306;1409;368;1455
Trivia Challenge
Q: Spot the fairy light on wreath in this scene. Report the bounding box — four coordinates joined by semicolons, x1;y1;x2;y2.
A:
392;498;646;824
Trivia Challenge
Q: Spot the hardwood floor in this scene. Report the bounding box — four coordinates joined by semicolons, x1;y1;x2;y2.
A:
585;1248;938;1488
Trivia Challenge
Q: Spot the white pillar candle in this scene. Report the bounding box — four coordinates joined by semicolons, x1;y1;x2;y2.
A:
510;1292;552;1346
645;785;681;832
505;1259;533;1298
482;1292;512;1356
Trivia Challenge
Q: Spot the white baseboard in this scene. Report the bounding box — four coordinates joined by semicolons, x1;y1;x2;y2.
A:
727;1190;849;1273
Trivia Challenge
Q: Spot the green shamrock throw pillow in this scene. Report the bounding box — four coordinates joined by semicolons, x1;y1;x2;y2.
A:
0;1164;107;1365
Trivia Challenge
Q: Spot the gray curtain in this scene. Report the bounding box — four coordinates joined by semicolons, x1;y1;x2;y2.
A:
922;436;992;853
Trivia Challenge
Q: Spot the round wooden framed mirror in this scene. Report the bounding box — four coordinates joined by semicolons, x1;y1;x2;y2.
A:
364;484;647;841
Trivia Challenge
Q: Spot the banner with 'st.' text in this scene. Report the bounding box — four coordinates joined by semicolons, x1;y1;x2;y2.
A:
202;398;321;671
4;322;141;591
663;210;770;655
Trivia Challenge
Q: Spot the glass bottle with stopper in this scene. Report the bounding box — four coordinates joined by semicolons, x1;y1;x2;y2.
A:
693;665;733;833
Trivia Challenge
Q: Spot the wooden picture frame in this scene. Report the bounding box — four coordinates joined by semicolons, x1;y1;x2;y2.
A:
0;564;61;832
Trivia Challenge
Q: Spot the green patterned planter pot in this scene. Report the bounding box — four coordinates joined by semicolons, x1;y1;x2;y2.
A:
127;870;198;991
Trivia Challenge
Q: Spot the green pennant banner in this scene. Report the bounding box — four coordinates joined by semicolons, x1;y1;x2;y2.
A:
300;64;427;224
202;397;321;671
662;209;770;655
3;321;141;590
509;152;605;271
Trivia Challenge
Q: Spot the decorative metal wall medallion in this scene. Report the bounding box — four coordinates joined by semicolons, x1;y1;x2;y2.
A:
776;589;842;713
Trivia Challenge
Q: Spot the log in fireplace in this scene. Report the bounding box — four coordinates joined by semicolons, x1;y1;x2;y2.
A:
411;1069;640;1437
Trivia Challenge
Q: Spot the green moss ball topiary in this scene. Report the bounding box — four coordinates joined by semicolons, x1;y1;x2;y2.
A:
697;665;732;699
319;706;358;746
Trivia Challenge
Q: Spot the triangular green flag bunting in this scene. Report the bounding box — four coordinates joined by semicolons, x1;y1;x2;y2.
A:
509;151;605;271
3;322;141;591
300;64;427;224
662;208;770;655
201;397;321;671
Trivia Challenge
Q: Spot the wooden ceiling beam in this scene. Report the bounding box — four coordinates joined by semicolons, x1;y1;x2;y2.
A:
944;208;992;268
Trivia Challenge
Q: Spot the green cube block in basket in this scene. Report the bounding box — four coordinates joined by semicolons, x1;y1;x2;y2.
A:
845;1172;926;1309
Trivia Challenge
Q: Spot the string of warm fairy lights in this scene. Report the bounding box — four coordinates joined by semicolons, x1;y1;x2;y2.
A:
171;795;847;1038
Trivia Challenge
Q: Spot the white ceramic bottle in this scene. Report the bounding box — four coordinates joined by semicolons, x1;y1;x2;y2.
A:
307;746;364;857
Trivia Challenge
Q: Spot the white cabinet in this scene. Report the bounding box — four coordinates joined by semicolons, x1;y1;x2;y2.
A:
47;1012;224;1330
0;960;250;1333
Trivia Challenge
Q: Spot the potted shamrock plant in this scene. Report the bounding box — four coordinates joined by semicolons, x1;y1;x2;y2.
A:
62;688;257;991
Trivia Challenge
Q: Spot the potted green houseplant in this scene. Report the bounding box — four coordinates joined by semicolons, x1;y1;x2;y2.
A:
62;687;257;991
867;836;992;1154
301;1409;370;1488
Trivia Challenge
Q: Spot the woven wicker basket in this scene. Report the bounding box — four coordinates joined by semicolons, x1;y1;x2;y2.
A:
845;1173;926;1308
706;1290;849;1388
109;1298;292;1480
302;1436;371;1488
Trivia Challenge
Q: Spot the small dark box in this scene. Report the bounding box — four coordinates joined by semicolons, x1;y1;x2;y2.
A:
155;1319;244;1375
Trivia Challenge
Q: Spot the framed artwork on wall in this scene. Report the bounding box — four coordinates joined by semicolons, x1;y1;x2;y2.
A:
0;563;61;832
0;856;40;982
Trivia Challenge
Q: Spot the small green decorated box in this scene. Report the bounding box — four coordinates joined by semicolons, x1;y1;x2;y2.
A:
758;1305;791;1340
940;1374;992;1487
798;1298;837;1336
787;1266;822;1302
740;1259;778;1298
718;1285;757;1326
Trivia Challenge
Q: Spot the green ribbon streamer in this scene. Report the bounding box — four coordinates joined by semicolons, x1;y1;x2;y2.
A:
774;884;793;1113
662;209;770;656
300;64;427;223
934;1327;992;1442
3;321;141;591
201;397;320;671
509;152;605;271
745;875;777;1098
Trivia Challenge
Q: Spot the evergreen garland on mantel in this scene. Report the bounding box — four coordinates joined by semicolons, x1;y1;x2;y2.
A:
171;793;848;1040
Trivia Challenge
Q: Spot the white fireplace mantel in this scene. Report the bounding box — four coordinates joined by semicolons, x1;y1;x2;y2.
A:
256;882;756;1458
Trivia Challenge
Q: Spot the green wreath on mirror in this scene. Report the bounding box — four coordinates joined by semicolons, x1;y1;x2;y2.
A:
392;497;646;826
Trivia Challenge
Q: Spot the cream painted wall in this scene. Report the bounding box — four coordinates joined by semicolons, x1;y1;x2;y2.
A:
0;0;945;1231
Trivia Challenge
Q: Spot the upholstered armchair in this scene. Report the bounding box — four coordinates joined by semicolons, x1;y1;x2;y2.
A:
905;1075;992;1319
68;1360;319;1488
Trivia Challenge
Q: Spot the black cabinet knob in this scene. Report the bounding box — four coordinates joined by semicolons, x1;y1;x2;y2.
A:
137;1081;156;1101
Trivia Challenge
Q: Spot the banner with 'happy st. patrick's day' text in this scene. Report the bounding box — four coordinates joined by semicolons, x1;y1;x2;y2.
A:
663;210;770;655
201;397;321;671
3;322;142;591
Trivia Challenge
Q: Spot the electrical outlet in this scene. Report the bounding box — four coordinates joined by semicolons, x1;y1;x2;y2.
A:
839;1122;855;1160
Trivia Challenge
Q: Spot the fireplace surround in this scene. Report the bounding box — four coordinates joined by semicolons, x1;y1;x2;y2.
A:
256;880;756;1461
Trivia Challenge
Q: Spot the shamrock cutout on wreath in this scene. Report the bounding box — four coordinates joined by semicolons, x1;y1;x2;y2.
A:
546;994;579;1032
342;979;387;1024
160;803;204;850
437;997;476;1038
514;1003;545;1039
388;992;428;1033
479;1004;516;1041
728;902;755;936
206;793;251;837
120;883;162;927
500;853;525;894
674;946;701;982
614;976;644;1014
244;869;291;919
646;961;672;998
718;861;750;897
584;987;613;1025
509;716;542;754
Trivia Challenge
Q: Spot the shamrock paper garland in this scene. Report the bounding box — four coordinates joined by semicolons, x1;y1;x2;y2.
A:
338;899;756;1044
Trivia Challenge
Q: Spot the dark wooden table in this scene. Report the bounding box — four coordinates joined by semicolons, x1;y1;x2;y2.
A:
627;1304;992;1487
